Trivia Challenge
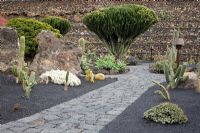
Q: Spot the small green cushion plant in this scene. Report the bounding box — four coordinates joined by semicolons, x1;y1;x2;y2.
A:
42;16;71;35
144;102;188;124
95;54;127;72
7;18;61;58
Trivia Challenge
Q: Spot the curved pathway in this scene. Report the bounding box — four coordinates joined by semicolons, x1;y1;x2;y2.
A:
0;63;164;133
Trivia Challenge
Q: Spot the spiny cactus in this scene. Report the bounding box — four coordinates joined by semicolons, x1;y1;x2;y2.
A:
79;38;86;55
64;71;70;91
172;27;180;45
14;36;37;98
85;69;94;83
152;80;170;100
21;70;37;98
165;45;177;66
16;36;25;83
164;62;188;89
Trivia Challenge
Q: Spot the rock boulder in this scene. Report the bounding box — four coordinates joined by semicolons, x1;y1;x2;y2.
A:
0;27;18;73
29;30;82;77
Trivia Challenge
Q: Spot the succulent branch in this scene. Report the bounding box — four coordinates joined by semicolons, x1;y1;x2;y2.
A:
64;71;70;91
152;80;170;101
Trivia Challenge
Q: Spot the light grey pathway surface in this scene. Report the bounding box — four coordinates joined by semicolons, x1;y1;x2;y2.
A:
0;63;164;133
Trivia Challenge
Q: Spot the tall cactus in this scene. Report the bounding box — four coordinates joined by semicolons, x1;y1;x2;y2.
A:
64;71;70;91
16;36;25;83
79;38;86;55
165;45;177;68
14;36;37;98
164;61;188;89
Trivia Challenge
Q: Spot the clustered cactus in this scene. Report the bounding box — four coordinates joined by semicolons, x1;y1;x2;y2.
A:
85;69;94;83
163;45;188;89
14;36;37;98
21;69;37;98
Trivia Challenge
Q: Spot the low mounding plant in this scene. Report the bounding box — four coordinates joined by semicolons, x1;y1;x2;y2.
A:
149;60;166;73
83;4;158;60
144;102;188;124
42;16;71;35
7;18;61;58
95;54;127;72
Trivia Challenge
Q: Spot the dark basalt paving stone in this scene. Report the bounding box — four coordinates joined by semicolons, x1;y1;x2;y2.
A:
100;85;200;133
0;74;117;124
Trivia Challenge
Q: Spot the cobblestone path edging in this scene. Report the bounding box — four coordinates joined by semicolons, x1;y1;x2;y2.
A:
0;63;165;133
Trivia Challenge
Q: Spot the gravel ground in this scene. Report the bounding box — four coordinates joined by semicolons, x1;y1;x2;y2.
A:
100;84;200;133
0;63;165;133
0;74;117;124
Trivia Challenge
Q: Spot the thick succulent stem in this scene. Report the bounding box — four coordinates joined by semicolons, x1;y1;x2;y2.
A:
16;36;25;83
152;80;170;101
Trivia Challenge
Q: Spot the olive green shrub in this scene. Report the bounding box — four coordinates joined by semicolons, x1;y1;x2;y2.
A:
144;102;188;124
7;18;61;58
83;4;158;60
42;16;71;35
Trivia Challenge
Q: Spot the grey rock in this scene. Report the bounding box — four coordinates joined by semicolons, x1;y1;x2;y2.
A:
0;27;18;73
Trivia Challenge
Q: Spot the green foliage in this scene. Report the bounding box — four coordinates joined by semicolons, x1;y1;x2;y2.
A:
149;60;166;73
95;54;127;72
42;16;71;35
7;18;61;57
152;80;170;101
144;102;188;124
83;4;158;60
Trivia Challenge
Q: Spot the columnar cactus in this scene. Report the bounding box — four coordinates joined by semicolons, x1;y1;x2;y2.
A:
64;71;70;91
14;36;37;98
163;45;188;89
15;36;25;83
21;70;37;98
164;61;188;89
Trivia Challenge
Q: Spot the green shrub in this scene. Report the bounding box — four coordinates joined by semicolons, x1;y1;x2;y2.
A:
6;18;61;58
42;16;71;35
144;102;188;124
83;4;158;60
149;60;166;73
95;54;127;72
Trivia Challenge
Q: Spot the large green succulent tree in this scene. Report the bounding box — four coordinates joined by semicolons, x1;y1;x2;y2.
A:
83;4;158;60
